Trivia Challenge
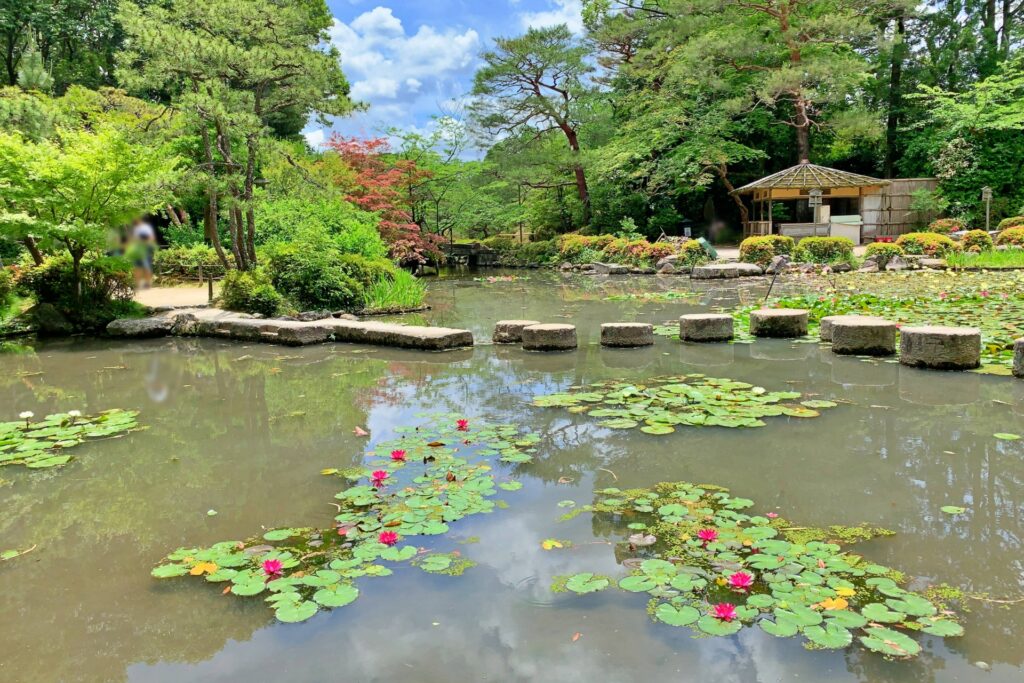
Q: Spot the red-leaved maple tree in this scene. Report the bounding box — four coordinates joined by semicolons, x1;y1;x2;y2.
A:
325;135;444;266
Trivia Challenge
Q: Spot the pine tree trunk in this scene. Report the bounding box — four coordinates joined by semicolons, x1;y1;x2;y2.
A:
562;127;592;224
883;14;906;179
198;123;230;270
23;236;43;266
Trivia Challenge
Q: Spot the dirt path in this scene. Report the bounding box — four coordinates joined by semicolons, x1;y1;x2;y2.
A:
134;285;215;309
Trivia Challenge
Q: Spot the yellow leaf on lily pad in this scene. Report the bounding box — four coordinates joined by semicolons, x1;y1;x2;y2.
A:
190;561;218;576
320;468;339;476
835;587;856;598
817;597;848;611
541;539;565;550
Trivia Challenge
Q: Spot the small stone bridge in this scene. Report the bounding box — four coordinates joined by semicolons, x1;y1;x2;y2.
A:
441;242;499;267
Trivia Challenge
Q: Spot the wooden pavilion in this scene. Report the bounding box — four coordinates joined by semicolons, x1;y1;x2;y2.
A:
732;163;890;243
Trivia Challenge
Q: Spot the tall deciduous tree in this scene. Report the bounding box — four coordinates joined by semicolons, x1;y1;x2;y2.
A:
472;25;596;223
116;0;354;270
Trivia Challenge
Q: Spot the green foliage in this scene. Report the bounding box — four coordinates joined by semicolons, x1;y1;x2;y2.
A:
895;232;960;256
961;230;994;252
557;234;615;262
0;409;140;470
679;240;711;267
154;246;232;277
864;242;905;267
219;269;283;317
18;254;138;330
151;415;539;623
946;249;1024;270
0;267;12;306
739;236;795;266
793;237;855;264
996;227;1024;247
926;218;966;234
362;269;426;313
997;216;1024;231
254;198;387;260
262;243;365;312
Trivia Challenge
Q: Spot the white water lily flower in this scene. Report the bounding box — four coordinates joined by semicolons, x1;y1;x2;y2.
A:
67;410;82;418
19;411;33;419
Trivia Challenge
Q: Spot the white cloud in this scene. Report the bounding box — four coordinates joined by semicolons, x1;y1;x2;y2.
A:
303;128;326;149
328;7;480;136
518;0;583;33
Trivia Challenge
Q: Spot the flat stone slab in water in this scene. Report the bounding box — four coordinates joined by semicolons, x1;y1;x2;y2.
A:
899;325;981;370
522;323;577;351
820;314;889;342
493;320;541;344
679;314;734;342
106;316;176;338
691;263;764;279
830;318;897;356
749;309;809;338
600;323;654;347
106;309;473;350
1012;338;1023;378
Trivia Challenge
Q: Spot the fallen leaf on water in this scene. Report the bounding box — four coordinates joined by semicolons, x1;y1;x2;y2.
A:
190;561;218;575
572;632;582;643
353;426;370;437
994;433;1021;441
541;538;565;550
321;468;339;476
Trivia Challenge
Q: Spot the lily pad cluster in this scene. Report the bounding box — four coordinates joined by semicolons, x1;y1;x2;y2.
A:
559;482;962;657
0;409;140;469
151;414;538;623
533;375;836;434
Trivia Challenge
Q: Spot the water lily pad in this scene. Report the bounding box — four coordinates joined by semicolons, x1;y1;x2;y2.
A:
759;618;798;637
917;617;964;637
619;575;658;592
655;603;700;626
640;424;675;435
860;626;921;657
274;600;319;623
994;433;1021;440
565;573;609;594
860;602;905;623
313;584;358;608
940;506;966;515
696;615;742;636
803;623;853;649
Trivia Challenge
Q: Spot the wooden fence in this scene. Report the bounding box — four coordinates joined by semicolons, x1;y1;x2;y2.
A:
862;178;940;238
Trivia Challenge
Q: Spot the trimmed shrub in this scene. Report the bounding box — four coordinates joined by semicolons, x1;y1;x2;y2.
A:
925;218;966;234
739;235;795;266
864;242;904;267
792;236;855;264
996;227;1024;247
481;235;516;252
961;230;994;252
996;216;1024;231
263;243;365;312
220;269;283;317
254;197;388;260
18;254;137;331
154;245;231;277
895;232;961;256
513;239;557;264
678;240;710;267
557;234;615;262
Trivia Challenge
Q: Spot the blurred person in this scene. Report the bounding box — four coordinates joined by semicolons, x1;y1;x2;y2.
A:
129;218;157;289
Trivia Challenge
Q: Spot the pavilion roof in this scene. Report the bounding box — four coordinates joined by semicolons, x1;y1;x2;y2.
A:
731;163;889;194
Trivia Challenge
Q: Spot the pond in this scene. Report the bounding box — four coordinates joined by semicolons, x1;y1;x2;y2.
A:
2;269;1024;683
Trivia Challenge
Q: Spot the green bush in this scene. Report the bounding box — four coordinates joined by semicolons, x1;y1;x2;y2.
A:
254;197;388;260
336;253;398;288
739;235;795;266
557;234;615;262
864;242;904;267
895;232;961;256
515;239;557;264
996;227;1024;247
925;218;966;234
996;216;1024;231
18;254;137;331
678;240;710;267
220;269;283;317
154;245;231;277
961;230;994;252
481;235;516;252
793;237;855;264
0;267;13;305
363;269;426;313
263;243;366;312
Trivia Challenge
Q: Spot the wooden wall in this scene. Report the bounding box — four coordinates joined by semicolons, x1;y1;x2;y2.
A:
862;178;940;238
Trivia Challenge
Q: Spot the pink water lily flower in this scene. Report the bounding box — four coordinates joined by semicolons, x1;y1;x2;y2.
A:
766;512;778;519
712;603;738;622
379;531;399;546
371;470;389;487
697;528;719;544
980;290;990;297
456;419;470;432
262;559;283;578
390;449;407;462
728;571;754;591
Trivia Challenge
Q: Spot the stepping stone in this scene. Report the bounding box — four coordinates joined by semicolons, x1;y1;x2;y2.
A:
1014;338;1023;378
600;323;654;347
899;326;981;370
522;323;577;351
679;314;734;342
830;317;897;356
749;309;808;338
691;262;764;279
493;320;541;344
820;314;889;342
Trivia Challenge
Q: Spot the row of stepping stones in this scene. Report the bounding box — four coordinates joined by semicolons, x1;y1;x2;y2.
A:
494;315;1024;377
493;320;654;350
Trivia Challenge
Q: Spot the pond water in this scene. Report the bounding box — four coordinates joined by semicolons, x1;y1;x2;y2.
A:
2;269;1024;683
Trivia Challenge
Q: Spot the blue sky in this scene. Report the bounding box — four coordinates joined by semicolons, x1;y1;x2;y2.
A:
307;1;584;147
